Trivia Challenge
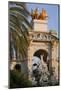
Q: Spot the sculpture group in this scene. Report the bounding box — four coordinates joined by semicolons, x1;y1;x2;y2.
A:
30;8;48;20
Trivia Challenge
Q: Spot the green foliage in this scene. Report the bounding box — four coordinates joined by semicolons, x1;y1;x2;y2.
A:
9;1;32;60
50;29;57;33
10;70;32;88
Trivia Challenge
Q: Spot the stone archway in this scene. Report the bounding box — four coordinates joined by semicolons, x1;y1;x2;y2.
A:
27;42;51;71
32;49;50;85
32;49;49;72
27;42;51;80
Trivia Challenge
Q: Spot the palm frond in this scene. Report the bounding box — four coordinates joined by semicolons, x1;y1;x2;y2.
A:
9;2;32;61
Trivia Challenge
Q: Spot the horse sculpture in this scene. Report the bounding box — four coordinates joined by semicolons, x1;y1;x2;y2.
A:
30;8;48;20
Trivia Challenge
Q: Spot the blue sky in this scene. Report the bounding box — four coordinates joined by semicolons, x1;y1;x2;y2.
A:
26;3;59;33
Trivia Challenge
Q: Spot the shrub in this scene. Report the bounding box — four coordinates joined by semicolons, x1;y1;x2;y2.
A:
9;70;32;88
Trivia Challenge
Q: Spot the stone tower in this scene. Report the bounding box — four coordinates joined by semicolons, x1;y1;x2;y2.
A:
27;8;59;82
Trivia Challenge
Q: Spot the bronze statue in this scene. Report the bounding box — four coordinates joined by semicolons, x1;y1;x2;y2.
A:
38;8;48;20
30;8;48;20
30;8;38;20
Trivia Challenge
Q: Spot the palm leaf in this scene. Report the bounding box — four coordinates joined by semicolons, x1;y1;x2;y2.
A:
9;1;32;61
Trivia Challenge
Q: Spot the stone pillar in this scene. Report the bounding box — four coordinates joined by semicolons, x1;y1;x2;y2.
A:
47;43;52;71
51;41;59;81
27;47;32;81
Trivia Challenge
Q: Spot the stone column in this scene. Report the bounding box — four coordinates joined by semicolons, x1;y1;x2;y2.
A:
47;43;52;70
27;47;32;81
51;41;59;81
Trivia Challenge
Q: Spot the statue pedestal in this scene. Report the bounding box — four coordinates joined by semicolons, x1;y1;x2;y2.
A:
33;19;48;32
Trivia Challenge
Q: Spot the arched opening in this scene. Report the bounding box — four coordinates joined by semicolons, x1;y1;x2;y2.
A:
33;49;48;63
32;49;49;71
32;49;50;85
